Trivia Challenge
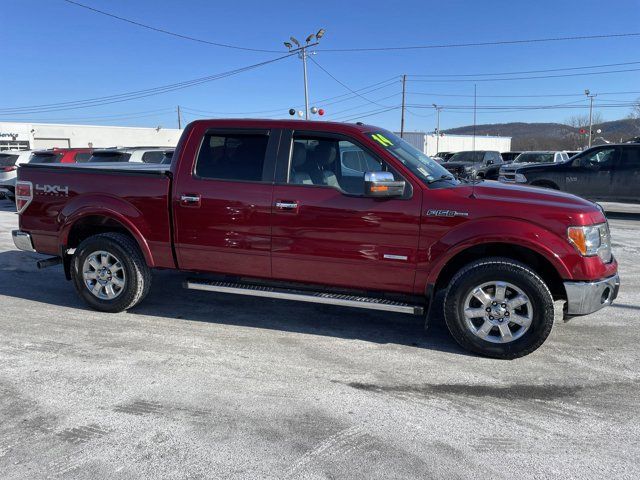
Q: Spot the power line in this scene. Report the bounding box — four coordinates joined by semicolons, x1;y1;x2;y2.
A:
407;67;640;83
407;102;638;111
407;60;640;77
326;93;401;116
179;76;400;116
319;32;640;52
332;106;399;122
61;0;282;53
0;54;294;115
408;90;640;98
308;57;391;108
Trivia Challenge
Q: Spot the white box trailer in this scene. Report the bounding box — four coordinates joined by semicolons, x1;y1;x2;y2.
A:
0;122;182;151
396;131;511;157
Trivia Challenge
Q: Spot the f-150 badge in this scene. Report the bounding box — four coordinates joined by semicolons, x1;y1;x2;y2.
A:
426;209;469;217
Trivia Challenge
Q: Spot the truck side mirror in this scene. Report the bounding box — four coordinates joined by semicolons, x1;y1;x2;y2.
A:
364;171;405;197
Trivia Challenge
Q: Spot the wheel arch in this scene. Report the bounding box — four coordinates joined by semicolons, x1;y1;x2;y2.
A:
529;179;560;190
431;242;567;301
61;210;154;267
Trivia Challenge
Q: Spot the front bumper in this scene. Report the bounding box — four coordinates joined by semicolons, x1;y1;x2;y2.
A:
12;230;35;252
564;274;620;317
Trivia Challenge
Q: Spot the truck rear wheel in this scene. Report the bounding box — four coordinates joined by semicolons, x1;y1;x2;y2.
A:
443;258;554;359
71;232;151;313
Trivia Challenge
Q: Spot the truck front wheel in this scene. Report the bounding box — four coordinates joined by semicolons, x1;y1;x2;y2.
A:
443;258;554;359
71;232;151;313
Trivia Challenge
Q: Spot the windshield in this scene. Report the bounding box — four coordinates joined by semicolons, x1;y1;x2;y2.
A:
448;151;484;163
514;152;555;163
367;131;459;186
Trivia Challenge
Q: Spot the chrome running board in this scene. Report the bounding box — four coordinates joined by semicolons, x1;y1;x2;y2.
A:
184;279;424;315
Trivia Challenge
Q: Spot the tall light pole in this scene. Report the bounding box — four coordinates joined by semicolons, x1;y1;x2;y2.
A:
432;104;442;155
284;29;325;120
400;74;407;138
585;89;597;148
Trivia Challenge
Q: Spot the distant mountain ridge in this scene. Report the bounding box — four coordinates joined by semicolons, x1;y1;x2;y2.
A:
443;119;640;150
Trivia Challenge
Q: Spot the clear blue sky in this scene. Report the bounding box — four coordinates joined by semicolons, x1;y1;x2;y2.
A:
3;0;640;132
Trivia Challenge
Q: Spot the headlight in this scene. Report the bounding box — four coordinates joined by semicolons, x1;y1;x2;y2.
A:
514;173;527;183
567;223;612;262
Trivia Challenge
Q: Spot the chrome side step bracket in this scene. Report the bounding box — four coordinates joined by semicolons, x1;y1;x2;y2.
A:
184;279;424;315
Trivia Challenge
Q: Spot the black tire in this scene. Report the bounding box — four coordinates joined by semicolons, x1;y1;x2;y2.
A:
443;257;554;359
71;232;151;313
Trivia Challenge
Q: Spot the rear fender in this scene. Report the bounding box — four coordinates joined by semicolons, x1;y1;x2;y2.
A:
58;195;154;267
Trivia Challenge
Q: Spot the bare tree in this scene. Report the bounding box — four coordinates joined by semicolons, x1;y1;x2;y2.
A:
565;112;604;128
632;97;640;119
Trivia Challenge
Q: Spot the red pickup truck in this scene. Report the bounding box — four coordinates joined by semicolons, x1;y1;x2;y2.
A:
12;119;619;358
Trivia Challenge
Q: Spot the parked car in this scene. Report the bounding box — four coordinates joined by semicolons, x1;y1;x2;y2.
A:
0;150;34;201
443;150;504;179
435;152;455;162
29;148;94;164
498;143;639;203
12;119;619;359
497;152;569;183
500;151;522;163
87;147;175;164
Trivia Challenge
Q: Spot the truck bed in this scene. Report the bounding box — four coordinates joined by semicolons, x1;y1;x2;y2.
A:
17;162;175;268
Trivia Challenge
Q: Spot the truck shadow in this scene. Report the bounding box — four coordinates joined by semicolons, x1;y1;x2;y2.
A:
0;251;467;357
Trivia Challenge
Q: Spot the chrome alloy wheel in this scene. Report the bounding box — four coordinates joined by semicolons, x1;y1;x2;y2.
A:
82;250;126;300
463;281;533;344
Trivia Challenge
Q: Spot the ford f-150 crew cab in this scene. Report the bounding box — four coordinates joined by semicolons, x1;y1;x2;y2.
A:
12;119;619;359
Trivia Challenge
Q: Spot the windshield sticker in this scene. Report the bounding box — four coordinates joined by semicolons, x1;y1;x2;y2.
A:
371;133;394;147
417;166;430;177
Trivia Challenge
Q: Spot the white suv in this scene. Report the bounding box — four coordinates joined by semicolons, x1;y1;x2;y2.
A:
0;150;34;201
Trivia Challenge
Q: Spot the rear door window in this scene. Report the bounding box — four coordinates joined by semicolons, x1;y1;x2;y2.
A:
195;132;269;182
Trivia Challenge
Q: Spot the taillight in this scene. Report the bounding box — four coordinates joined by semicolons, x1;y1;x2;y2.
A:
1;166;16;172
15;181;33;214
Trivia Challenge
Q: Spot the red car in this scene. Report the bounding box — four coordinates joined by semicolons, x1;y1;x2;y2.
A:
11;119;619;358
29;147;93;164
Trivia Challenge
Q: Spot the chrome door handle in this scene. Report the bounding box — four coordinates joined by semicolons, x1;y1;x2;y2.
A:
275;201;298;210
180;194;201;205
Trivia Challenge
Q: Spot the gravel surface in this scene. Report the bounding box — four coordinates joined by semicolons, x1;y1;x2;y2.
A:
0;200;638;479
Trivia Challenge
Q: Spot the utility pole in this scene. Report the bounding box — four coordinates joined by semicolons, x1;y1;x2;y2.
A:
585;89;596;148
177;105;182;129
432;104;442;155
400;74;406;138
472;84;477;151
284;29;325;120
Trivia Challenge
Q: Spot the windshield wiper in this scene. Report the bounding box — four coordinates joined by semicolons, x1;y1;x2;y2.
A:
427;174;456;184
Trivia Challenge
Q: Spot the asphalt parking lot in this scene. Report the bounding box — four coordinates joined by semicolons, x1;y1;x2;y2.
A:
0;199;638;480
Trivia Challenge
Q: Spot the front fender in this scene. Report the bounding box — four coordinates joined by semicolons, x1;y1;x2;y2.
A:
58;194;155;267
422;217;576;287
